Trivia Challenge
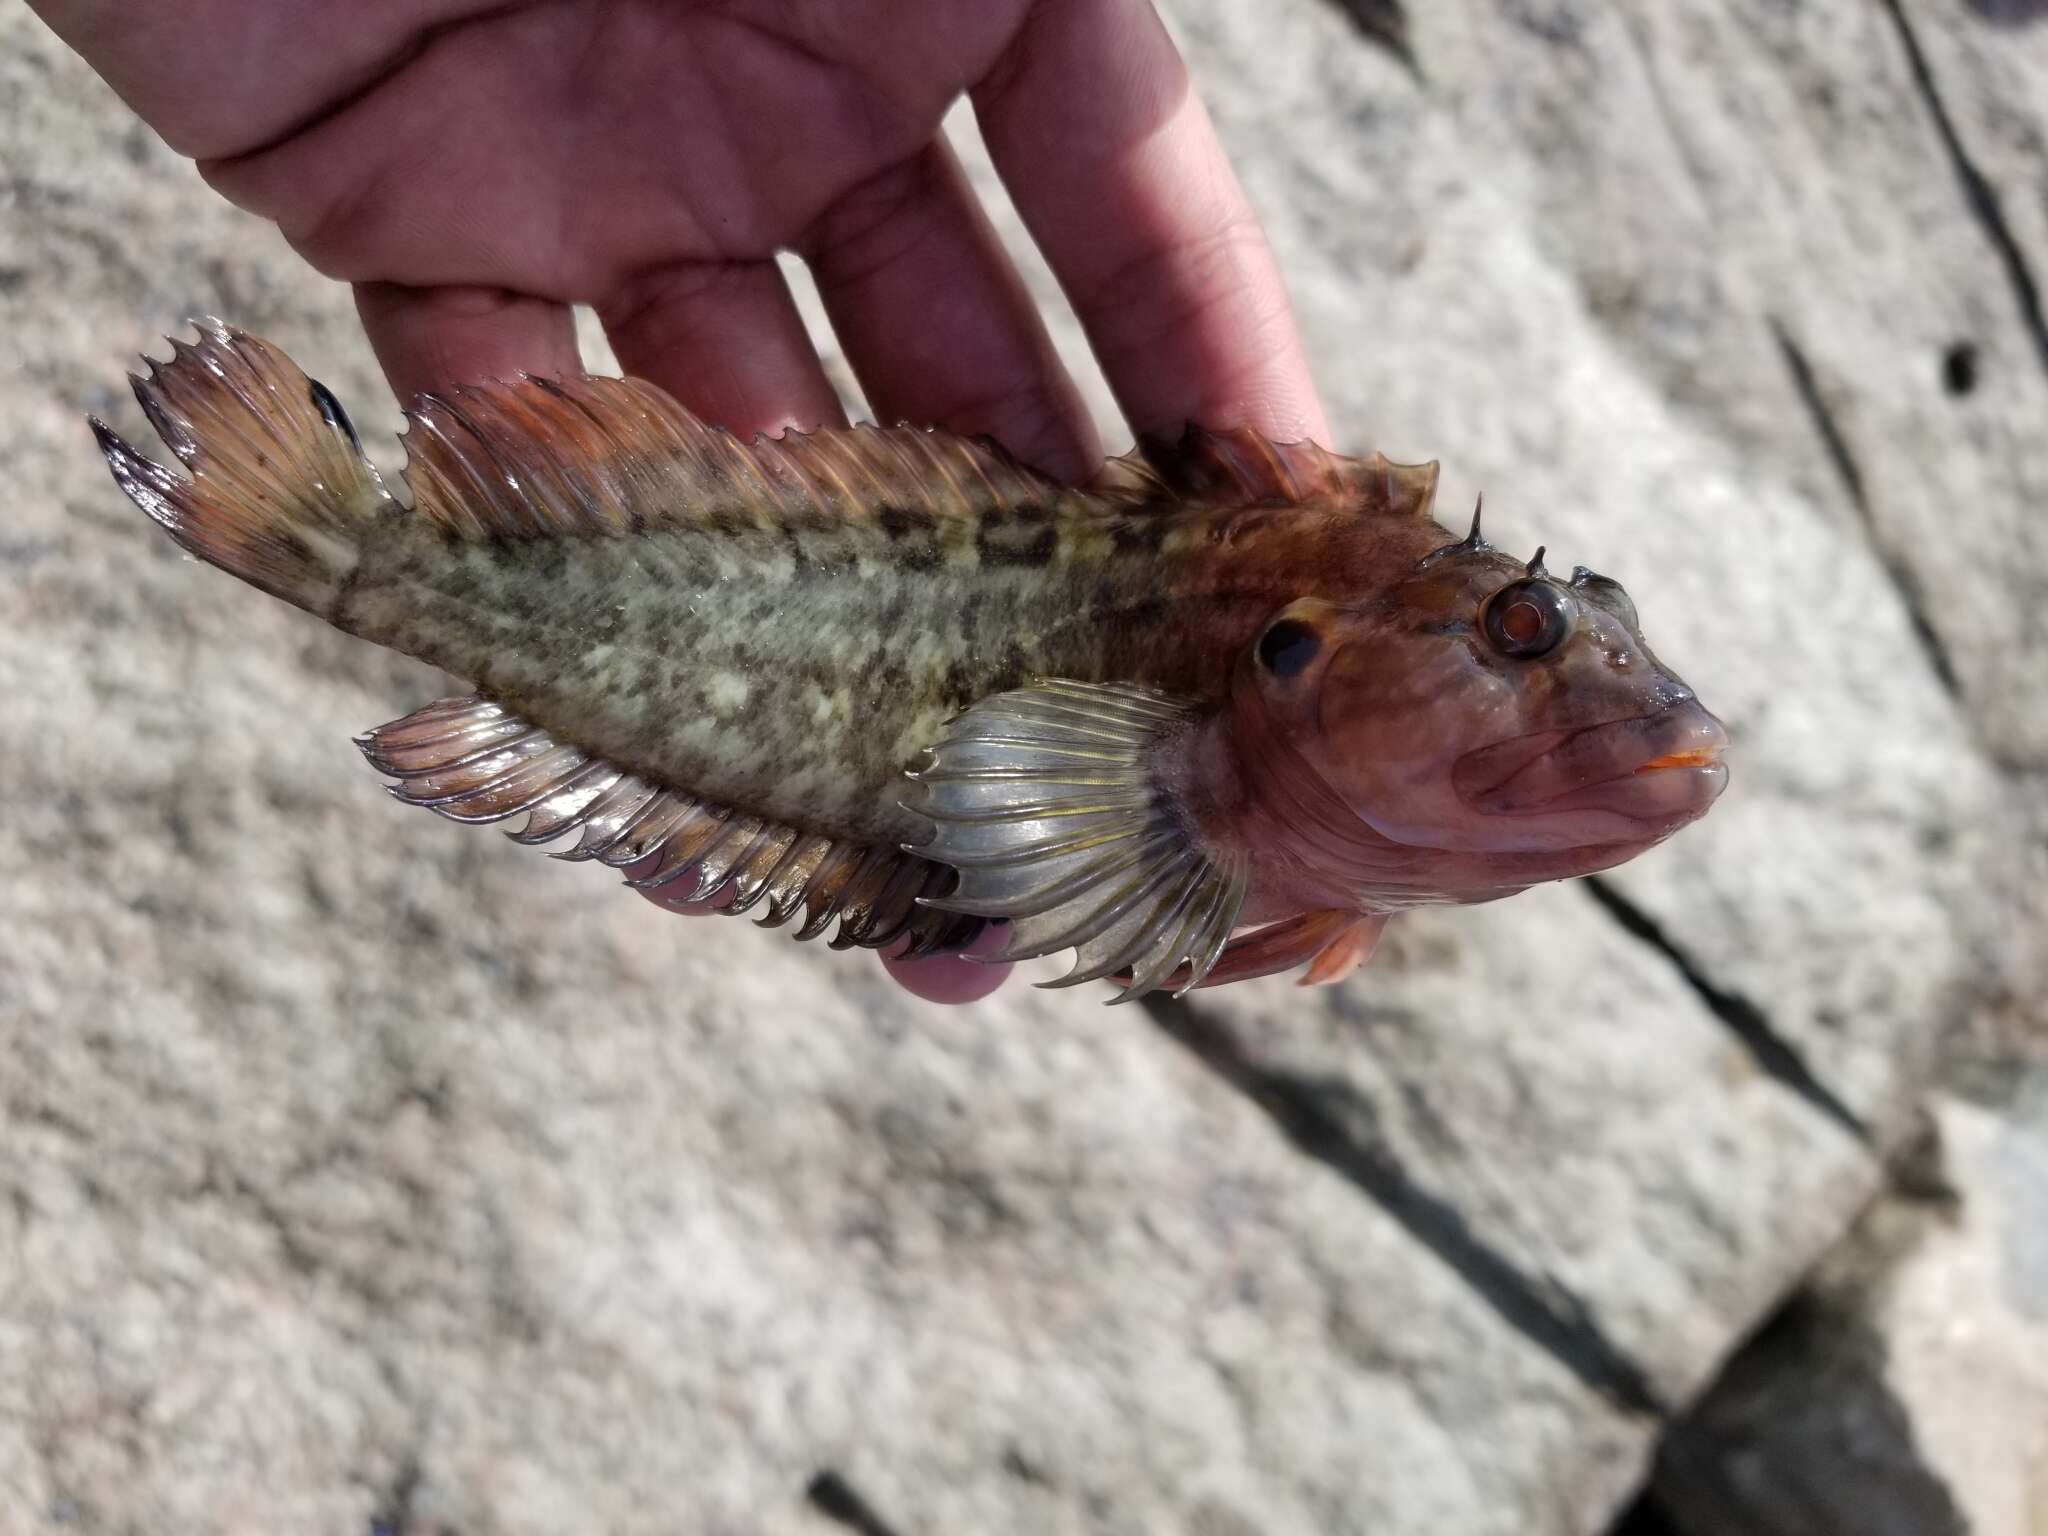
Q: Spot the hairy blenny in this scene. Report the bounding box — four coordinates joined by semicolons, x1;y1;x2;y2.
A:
91;320;1728;999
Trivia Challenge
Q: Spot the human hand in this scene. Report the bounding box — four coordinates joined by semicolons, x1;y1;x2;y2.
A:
38;0;1329;1002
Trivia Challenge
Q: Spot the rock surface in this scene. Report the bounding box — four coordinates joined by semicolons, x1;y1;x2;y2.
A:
1;2;2038;1534
1649;1079;2048;1536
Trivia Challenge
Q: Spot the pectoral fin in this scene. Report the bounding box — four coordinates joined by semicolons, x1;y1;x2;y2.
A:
903;680;1247;1002
1299;912;1388;986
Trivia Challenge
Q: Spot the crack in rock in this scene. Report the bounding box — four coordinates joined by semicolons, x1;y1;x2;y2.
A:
368;1451;422;1536
1768;318;1961;697
1318;0;1419;76
806;1470;908;1536
1583;878;1871;1145
1138;994;1667;1419
1879;0;2048;377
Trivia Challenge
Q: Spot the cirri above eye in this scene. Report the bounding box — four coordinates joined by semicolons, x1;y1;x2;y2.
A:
1571;566;1638;629
1482;579;1571;659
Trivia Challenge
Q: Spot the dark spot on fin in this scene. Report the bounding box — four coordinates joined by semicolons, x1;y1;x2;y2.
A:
308;377;362;455
95;320;390;610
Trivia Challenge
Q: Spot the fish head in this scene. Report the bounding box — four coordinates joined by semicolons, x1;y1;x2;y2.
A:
1234;541;1727;880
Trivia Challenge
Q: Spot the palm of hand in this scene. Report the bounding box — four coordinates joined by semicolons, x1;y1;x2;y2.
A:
39;0;1325;1001
207;2;1029;269
74;2;1021;247
199;2;1033;391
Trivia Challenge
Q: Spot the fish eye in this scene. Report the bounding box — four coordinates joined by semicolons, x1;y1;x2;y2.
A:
1257;617;1322;679
1482;579;1571;659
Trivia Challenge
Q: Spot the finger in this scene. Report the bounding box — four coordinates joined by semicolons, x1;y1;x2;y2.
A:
880;922;1016;1005
974;0;1329;445
355;282;580;400
598;259;845;438
633;867;1015;1005
803;141;1101;484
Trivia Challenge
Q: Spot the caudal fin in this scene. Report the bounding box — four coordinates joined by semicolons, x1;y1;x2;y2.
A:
90;318;391;614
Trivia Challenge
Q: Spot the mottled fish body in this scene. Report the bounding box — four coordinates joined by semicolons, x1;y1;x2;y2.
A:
336;465;1439;847
93;321;1728;997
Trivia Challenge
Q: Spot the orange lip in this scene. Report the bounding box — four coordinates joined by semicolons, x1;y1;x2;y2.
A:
1635;748;1724;773
1455;701;1730;818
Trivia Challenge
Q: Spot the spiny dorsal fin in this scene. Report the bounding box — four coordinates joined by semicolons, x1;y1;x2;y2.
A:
903;679;1248;1002
1090;425;1439;518
357;693;976;956
401;374;1069;539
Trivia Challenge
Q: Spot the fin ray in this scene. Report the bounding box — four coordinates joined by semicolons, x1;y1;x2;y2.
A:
905;679;1247;1000
1144;908;1369;994
400;375;1068;540
360;695;975;956
93;319;392;611
1089;425;1440;519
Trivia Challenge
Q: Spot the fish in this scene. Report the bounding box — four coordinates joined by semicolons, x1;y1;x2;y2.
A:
90;319;1729;1000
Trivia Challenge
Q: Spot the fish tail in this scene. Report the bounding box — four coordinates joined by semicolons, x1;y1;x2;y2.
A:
91;318;392;616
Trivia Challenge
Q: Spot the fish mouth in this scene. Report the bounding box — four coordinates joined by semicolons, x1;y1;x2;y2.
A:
1453;702;1730;825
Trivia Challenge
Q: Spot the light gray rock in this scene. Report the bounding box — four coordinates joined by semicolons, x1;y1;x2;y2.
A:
1136;891;1877;1416
2;1;2039;1534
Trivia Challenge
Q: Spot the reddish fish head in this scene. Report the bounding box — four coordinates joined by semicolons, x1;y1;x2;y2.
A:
1234;538;1727;884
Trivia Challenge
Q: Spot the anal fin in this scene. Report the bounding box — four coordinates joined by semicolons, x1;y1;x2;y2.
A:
357;694;974;956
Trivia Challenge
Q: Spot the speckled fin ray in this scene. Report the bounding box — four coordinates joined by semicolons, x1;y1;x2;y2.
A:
904;680;1248;1002
398;372;1073;539
90;318;392;611
1090;425;1441;518
357;694;978;956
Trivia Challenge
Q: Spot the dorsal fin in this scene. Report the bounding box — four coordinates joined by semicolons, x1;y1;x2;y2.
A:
402;372;1439;538
400;374;1068;539
356;693;977;956
1089;425;1439;518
